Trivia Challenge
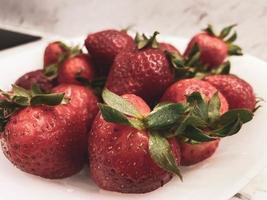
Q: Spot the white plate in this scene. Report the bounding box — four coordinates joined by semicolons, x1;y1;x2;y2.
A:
0;36;267;200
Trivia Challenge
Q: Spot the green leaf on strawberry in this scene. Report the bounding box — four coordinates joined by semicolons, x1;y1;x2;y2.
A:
211;61;231;75
202;24;216;37
208;117;242;137
134;31;160;50
12;84;31;97
30;93;68;106
44;63;59;79
102;89;143;119
146;103;185;130
228;44;243;56
172;92;254;143
219;24;237;39
99;103;132;125
226;32;237;43
0;85;69;132
182;125;216;142
101;89;187;131
186;92;209;120
207;92;221;123
166;43;231;80
202;24;243;56
31;84;44;95
148;132;182;180
220;109;253;124
12;96;29;106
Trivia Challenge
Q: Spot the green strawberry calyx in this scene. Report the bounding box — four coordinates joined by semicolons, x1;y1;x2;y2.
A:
0;84;69;132
166;44;231;80
98;89;254;179
99;89;182;179
203;24;243;56
134;31;160;49
44;41;82;80
169;92;253;143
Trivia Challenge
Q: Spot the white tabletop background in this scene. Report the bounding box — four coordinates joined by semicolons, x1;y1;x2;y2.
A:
0;0;267;199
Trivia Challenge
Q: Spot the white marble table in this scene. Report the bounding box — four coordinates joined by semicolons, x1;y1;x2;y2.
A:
0;0;267;199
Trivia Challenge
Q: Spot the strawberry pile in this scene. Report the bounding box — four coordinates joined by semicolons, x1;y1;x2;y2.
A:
0;24;259;193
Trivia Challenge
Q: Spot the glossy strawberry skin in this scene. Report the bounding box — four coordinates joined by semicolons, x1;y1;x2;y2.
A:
184;33;228;68
161;78;229;166
89;94;180;193
58;54;95;85
161;78;229;113
106;48;174;103
1;84;98;179
159;42;181;56
15;69;54;92
85;29;135;75
52;84;99;130
1;105;85;179
44;41;67;67
179;139;220;166
204;75;256;111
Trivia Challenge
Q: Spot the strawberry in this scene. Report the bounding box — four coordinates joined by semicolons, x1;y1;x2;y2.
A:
106;32;174;103
43;41;83;82
178;139;220;166
57;54;95;85
184;24;243;68
43;41;69;67
15;69;55;92
161;78;229;114
52;84;98;130
203;74;256;111
89;89;181;193
89;89;253;191
160;78;253;166
85;29;135;75
0;84;98;178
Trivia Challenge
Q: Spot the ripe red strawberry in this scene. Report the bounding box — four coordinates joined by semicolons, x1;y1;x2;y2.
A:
106;32;174;103
85;29;135;75
1;106;85;178
159;42;181;56
184;33;227;68
15;69;55;92
178;139;220;166
44;41;68;67
161;78;229;166
161;78;229;113
184;24;243;68
58;54;95;85
1;84;98;179
52;84;98;130
203;74;256;111
89;92;181;193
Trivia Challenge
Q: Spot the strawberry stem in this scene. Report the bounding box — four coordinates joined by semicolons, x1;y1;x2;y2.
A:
134;31;160;49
